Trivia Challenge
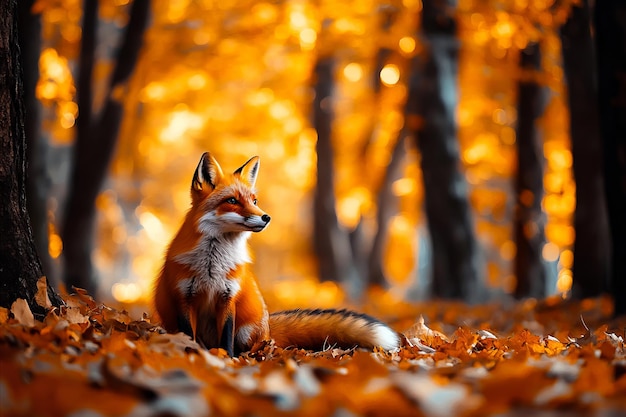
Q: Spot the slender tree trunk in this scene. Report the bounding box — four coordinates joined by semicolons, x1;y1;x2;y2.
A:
361;8;405;288
367;134;406;287
0;0;62;315
405;0;482;301
594;0;626;317
561;0;611;299
61;0;150;295
61;0;98;294
312;57;355;284
18;0;54;285
513;43;547;299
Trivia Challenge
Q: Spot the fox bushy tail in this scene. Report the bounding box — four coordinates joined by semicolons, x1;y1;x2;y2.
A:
269;308;401;351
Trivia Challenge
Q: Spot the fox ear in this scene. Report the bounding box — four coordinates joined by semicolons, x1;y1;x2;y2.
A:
234;156;260;188
192;152;224;191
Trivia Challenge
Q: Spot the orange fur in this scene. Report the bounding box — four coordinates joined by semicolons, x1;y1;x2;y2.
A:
154;152;401;356
269;309;400;351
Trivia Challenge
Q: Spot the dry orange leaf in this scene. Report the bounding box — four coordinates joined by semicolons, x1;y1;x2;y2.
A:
403;315;449;347
35;276;52;309
10;298;34;327
0;307;9;324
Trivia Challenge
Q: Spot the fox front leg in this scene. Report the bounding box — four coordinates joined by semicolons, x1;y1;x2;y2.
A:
217;303;236;356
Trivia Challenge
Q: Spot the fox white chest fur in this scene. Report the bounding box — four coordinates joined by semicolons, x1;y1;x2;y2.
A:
173;233;251;311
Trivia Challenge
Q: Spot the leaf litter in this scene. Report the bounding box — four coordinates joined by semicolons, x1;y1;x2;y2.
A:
1;279;625;417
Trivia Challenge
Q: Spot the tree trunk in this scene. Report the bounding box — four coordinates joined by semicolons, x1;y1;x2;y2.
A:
60;0;98;295
513;43;547;299
561;0;611;299
312;57;355;284
0;0;63;315
405;0;482;301
61;0;150;295
367;133;407;287
594;0;626;317
362;7;404;288
18;0;54;285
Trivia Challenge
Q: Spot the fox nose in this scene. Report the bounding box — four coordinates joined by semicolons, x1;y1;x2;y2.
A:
261;214;271;223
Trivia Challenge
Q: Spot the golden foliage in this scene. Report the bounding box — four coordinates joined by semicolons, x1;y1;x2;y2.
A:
35;0;578;302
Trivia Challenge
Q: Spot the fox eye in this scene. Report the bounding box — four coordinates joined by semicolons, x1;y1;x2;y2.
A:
226;197;238;205
253;199;257;205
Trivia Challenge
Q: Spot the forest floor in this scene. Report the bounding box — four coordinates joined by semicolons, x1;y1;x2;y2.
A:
1;279;625;417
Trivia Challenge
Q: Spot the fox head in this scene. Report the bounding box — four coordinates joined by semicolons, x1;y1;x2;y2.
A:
190;152;271;236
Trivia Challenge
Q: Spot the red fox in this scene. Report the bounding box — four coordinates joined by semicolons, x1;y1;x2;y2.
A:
154;152;401;356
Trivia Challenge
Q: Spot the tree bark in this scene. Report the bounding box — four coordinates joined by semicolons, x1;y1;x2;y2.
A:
61;0;150;295
18;0;54;285
0;0;63;315
594;0;626;317
513;43;547;299
405;0;482;301
312;57;356;284
561;1;611;299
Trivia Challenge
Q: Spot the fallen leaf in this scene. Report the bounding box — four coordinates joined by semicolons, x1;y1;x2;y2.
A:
0;307;9;324
534;379;573;406
10;299;34;327
258;369;300;410
403;315;449;347
392;373;480;417
63;306;89;324
35;277;52;309
573;356;615;398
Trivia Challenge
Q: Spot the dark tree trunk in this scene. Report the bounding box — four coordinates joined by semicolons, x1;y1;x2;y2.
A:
513;43;547;299
60;0;98;295
561;1;611;299
18;0;54;285
405;0;482;301
361;7;405;288
0;0;63;315
312;57;355;284
594;0;626;317
61;0;149;295
367;134;407;287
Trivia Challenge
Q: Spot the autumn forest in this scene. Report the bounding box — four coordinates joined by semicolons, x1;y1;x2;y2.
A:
1;0;625;415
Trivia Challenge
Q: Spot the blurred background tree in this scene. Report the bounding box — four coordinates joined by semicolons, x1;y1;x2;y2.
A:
61;0;149;296
16;0;625;316
560;0;610;301
405;0;483;301
513;41;547;299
